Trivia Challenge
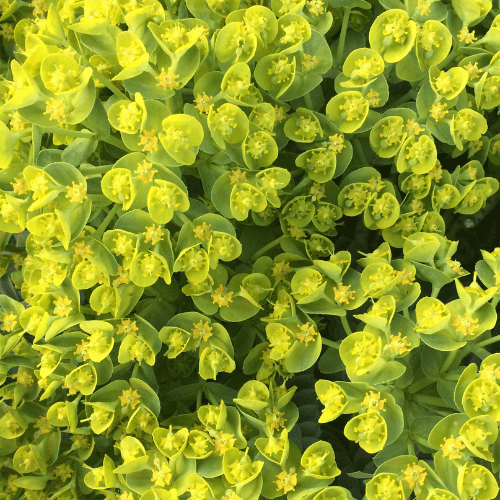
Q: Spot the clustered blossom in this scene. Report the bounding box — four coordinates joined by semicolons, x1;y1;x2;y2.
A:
0;1;499;500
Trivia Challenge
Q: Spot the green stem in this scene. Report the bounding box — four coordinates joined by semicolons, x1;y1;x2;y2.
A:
196;387;203;410
390;90;416;108
45;127;97;140
92;204;120;239
438;48;459;70
477;335;500;348
250;235;286;261
352;138;368;166
412;394;450;407
176;212;192;226
304;92;314;110
255;329;267;343
92;68;129;101
336;7;352;67
407;438;415;456
209;163;228;175
340;315;352;336
204;387;220;406
19;129;33;139
408;378;436;395
403;308;410;319
444;373;461;381
80;306;96;315
439;350;458;374
431;285;440;298
80;164;115;176
322;338;341;349
112;361;134;374
164;0;175;19
412;435;430;447
101;135;132;153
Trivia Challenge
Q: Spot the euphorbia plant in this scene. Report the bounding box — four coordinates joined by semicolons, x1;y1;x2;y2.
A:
0;0;499;499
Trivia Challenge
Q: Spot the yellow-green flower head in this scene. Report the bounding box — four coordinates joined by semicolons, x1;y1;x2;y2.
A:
160;114;204;165
369;9;416;63
463;379;500;420
199;345;235;380
40;54;89;94
341;183;371;215
362;263;398;297
366;473;403;500
216;22;257;64
209;103;249;145
340;331;382;376
345;412;387;453
459;463;499;500
401;463;427;490
224;448;263;485
266;323;294;360
441;435;467;460
301;441;340;479
451;109;488;150
350;335;380;373
315;380;348;423
285;109;322;143
415;297;451;334
460;416;496;453
343;48;385;83
430;66;468;100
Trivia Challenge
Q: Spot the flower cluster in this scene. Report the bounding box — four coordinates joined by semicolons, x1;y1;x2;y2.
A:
0;0;499;500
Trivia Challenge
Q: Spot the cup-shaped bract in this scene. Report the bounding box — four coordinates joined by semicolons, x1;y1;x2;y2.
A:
159;114;204;165
342;48;385;87
326;91;369;134
396;135;437;175
369;9;416;64
416;21;452;70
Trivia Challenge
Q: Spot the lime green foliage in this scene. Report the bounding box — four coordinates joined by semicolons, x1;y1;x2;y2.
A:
0;0;500;499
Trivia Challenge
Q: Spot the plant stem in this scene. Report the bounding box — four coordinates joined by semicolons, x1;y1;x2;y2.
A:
322;337;341;349
92;203;120;239
431;285;440;298
439;350;458;374
164;0;175;18
112;361;133;374
250;234;286;261
255;329;267;343
196;387;203;410
477;335;500;348
92;68;129;101
412;435;430;447
407;439;415;456
444;373;461;381
80;164;115;176
412;394;450;407
45;127;97;139
408;378;436;394
204;387;220;406
337;7;352;67
101;135;132;153
352;138;368;165
390;90;416;108
209;163;228;175
403;308;410;319
340;315;352;336
304;92;314;110
176;212;192;226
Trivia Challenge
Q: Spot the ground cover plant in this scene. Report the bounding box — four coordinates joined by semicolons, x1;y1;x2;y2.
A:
1;0;500;498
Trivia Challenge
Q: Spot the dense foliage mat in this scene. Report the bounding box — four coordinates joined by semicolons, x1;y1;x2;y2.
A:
1;0;500;499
